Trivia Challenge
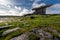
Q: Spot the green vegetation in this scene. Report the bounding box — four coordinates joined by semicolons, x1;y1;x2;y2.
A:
29;33;38;40
0;14;60;40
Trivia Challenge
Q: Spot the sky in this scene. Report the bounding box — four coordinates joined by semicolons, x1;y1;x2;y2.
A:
0;0;60;16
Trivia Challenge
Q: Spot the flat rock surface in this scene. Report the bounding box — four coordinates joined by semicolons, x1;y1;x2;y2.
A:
10;32;31;40
0;25;13;29
31;28;59;40
2;27;20;36
0;26;9;29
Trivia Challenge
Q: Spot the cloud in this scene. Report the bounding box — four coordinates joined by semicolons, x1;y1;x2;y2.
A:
19;8;35;16
0;0;22;16
14;6;21;10
32;3;46;8
0;0;33;16
19;8;29;16
46;4;60;14
50;4;60;9
32;0;46;8
0;0;35;16
34;0;41;2
0;0;12;6
0;0;60;16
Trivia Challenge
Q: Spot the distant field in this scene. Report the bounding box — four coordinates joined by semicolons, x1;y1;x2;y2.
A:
0;14;60;40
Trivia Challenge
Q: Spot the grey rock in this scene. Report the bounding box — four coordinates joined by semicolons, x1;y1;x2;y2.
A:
0;26;9;29
2;28;20;36
10;32;31;40
52;37;58;40
0;25;13;29
31;28;59;40
10;27;60;40
43;27;60;37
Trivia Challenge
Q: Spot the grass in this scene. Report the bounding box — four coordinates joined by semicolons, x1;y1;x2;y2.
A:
0;14;60;40
29;33;39;40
